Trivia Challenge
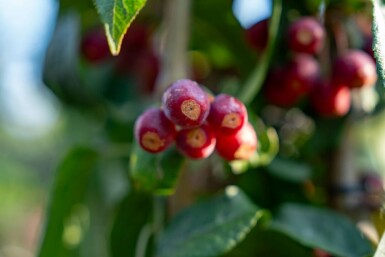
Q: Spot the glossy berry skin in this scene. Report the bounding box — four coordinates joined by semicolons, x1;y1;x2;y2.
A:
215;123;257;161
245;19;269;51
311;81;351;117
288;17;325;54
332;50;377;89
81;29;111;63
162;79;210;128
283;54;320;96
264;68;302;107
134;108;176;153
176;124;216;159
207;94;248;134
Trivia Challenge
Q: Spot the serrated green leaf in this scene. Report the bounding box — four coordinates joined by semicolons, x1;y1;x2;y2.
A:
373;0;385;85
130;144;185;195
93;0;147;55
37;147;99;257
271;203;373;257
156;186;265;257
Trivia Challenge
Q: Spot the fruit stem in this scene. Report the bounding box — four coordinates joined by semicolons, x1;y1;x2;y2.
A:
154;0;191;98
237;0;282;105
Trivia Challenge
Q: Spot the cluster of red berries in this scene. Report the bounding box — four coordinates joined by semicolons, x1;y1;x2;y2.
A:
247;17;377;117
134;79;258;161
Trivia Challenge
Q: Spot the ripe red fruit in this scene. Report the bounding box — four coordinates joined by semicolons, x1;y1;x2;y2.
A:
134;108;176;153
288;17;325;54
215;123;257;161
176;124;216;159
311;81;351;117
162;79;210;128
264;68;302;107
207;94;247;134
81;28;111;63
245;19;269;51
283;54;320;95
332;50;377;89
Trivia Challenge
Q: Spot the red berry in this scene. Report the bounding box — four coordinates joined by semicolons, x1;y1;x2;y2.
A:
81;28;111;63
245;19;269;51
120;23;150;52
264;68;302;107
283;54;320;96
133;51;160;94
311;81;351;117
134;108;176;153
216;123;257;161
288;17;325;54
332;50;377;89
162;79;210;128
176;124;216;159
207;94;247;134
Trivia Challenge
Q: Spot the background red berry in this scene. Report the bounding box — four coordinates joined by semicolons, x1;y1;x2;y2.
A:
134;108;176;153
208;94;247;134
80;28;111;63
287;17;325;55
176;124;216;159
215;123;257;161
162;79;210;128
311;81;351;117
245;19;269;51
332;50;377;89
283;54;320;96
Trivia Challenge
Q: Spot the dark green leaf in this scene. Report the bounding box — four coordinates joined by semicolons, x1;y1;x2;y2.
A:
157;186;265;257
93;0;147;55
130;144;185;195
110;191;153;257
373;0;385;86
37;147;99;257
271;203;373;257
267;157;312;183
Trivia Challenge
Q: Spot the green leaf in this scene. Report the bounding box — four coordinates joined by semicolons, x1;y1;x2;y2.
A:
267;157;312;183
37;147;99;257
110;191;153;257
237;0;283;104
271;203;373;257
156;186;265;257
130;144;185;195
373;0;385;85
93;0;147;55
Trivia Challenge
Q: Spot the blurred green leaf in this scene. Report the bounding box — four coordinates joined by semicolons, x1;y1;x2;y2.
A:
237;0;282;104
110;191;152;257
271;203;373;257
130;144;185;195
93;0;147;55
224;227;312;257
373;0;385;86
156;186;265;257
267;157;312;183
38;147;99;257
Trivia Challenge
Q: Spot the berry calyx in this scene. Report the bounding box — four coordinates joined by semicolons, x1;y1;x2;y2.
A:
332;50;377;89
176;124;216;159
215;123;257;161
311;81;351;117
162;79;210;128
287;17;325;54
134;108;176;153
207;94;248;134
